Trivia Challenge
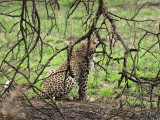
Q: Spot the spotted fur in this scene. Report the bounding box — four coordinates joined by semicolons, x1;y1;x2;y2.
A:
39;36;99;100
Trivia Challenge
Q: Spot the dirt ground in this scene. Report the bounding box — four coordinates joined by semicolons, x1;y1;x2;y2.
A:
0;97;160;120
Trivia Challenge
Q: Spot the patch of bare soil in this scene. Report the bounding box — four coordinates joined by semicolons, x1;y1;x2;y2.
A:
0;98;160;120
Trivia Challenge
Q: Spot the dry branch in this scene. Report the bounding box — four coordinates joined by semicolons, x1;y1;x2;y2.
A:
0;0;160;119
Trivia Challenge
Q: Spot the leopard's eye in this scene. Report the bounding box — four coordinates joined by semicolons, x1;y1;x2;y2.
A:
93;41;97;44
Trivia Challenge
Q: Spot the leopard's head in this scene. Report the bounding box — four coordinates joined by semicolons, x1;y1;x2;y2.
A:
88;36;99;54
75;36;99;57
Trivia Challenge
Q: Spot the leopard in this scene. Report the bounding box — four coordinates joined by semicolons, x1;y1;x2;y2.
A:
39;36;99;100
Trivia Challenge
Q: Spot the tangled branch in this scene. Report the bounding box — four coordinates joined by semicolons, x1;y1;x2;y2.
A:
0;0;159;119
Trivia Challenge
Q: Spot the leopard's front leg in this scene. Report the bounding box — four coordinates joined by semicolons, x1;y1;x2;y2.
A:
78;72;88;100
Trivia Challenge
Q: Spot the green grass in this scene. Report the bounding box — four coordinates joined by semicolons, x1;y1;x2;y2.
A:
99;85;115;98
69;88;78;98
0;0;160;107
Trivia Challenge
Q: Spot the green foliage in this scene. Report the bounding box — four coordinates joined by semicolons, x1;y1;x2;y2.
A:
105;0;128;7
88;89;98;96
99;86;114;98
106;72;121;83
88;73;102;88
69;88;78;98
0;0;159;104
59;0;74;6
70;10;85;19
127;97;142;107
152;101;158;109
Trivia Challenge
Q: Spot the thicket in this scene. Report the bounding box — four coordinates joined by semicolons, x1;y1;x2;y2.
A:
0;0;160;119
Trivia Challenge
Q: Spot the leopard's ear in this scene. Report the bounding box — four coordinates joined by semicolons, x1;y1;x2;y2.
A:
82;36;97;45
84;35;95;43
82;38;88;44
90;36;99;44
89;35;96;41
